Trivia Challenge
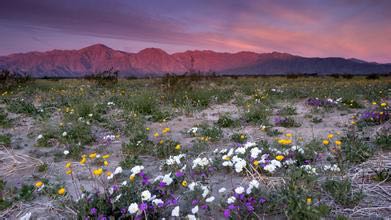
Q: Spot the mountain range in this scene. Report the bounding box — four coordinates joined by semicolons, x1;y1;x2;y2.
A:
0;44;390;77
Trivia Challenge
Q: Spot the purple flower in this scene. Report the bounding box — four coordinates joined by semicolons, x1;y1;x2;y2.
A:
175;171;184;177
90;207;97;215
201;204;208;210
223;209;231;218
259;197;267;204
139;202;148;211
192;199;199;205
228;204;236;210
159;181;166;188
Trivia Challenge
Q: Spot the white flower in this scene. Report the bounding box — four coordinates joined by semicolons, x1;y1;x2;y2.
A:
162;173;173;185
222;161;233;167
188;182;197;191
250;147;262;159
218;187;226;193
246;179;260;194
188;127;198;134
222;154;230;160
114;167;123;175
232;156;246;173
205;196;215;203
130;165;144;175
227;148;234;156
63;150;69;155
192;157;210;169
235;147;246;154
128;203;139;214
37;134;43;140
191;205;199;214
107;102;115;106
227;196;236;204
152;198;164;206
219;149;228;154
141;190;152;201
107;173;114;180
301;165;317;175
264;160;281;173
244;142;256;149
284;158;296;165
171;206;180;217
20;212;32;220
114;194;122;202
201;186;210;198
121;181;127;186
62;132;67;137
235;186;245;194
187;214;197;220
324;164;340;172
88;113;93;117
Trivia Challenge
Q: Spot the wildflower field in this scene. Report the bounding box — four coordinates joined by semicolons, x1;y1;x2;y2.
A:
0;76;390;219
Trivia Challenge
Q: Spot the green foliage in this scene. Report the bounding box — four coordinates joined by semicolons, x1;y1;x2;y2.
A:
216;114;238;128
198;123;223;142
375;130;390;150
341;133;373;164
231;133;247;143
0;134;11;147
323;179;363;208
6;98;38;116
278;105;297;116
244;104;270;124
0;111;12;128
372;168;390;182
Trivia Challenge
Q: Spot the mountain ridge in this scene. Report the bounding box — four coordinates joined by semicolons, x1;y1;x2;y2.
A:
1;44;390;77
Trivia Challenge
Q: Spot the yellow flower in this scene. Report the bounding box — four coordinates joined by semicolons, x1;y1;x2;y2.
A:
380;102;387;107
278;139;292;145
80;157;87;165
154;132;159;137
253;160;260;166
162;127;171;134
181;180;188;187
93;168;103;176
335;140;342;146
102;154;110;159
66;169;72;175
35;181;43;188
327;134;333;139
104;160;109;166
129;174;135;182
175;144;181;150
306;197;312;205
323;140;329;145
275;155;285;161
106;171;112;177
285;133;292;137
240;135;245;140
89;153;97;159
159;140;164;144
146;127;150;131
372;102;377;105
58;187;66;195
65;162;71;168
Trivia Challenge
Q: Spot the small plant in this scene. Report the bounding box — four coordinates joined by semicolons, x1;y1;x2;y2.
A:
0;111;12;128
278;105;297;116
323;179;363;208
37;163;49;173
198;123;223;142
231;133;247;143
6;98;38;116
341;99;362;109
375;130;390;150
0;134;11;147
341;134;373;164
372;168;390;182
120;155;142;169
274;116;301;128
216;114;237;128
244;104;270;125
311;117;323;124
265;127;283;137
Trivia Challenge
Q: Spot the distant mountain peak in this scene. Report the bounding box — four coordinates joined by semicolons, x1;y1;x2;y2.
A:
0;44;390;77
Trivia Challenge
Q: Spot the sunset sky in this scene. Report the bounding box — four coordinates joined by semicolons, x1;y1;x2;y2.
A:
0;0;390;63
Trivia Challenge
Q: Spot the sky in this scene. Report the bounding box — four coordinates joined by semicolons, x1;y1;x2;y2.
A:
0;0;390;63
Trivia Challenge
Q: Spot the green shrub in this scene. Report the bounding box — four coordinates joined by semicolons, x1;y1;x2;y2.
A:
323;179;363;208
